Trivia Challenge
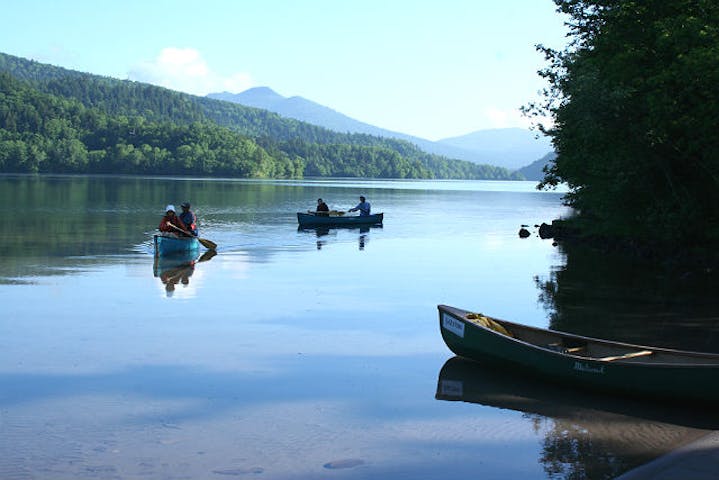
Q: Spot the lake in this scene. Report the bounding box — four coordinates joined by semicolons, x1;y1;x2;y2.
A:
2;174;718;479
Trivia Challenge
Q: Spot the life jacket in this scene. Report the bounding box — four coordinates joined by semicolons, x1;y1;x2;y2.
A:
180;211;197;232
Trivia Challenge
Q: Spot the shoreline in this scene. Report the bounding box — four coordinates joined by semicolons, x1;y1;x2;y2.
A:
616;430;719;480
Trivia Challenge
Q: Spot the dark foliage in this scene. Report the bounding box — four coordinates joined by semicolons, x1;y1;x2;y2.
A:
527;0;719;251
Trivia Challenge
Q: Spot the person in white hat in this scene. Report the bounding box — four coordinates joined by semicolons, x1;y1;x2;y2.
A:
158;204;190;235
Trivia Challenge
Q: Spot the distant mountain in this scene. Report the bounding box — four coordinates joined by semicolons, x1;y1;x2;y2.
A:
207;88;554;169
437;128;553;171
209;87;285;110
209;87;395;136
517;152;557;181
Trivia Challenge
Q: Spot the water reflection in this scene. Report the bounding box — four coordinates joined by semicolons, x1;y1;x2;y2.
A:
297;225;381;250
535;242;719;352
153;249;216;296
436;356;718;480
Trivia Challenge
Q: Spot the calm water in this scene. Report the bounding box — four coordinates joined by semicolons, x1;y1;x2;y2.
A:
2;175;718;479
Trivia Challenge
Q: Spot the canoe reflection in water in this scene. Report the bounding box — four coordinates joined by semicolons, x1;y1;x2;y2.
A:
153;249;216;296
298;224;381;250
435;356;719;480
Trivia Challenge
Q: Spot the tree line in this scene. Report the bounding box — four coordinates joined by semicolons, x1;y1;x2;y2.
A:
0;53;522;180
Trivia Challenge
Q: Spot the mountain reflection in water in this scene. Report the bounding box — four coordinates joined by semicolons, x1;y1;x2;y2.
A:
436;357;718;480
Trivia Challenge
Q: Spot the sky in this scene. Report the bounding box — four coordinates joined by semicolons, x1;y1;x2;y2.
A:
0;0;570;141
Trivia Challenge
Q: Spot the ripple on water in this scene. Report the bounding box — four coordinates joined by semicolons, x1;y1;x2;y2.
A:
323;458;365;469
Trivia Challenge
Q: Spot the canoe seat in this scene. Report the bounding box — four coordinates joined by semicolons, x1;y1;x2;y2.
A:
466;313;514;338
598;350;653;362
547;342;585;354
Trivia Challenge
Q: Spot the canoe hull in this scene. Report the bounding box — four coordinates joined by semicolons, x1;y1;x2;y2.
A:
438;304;719;403
436;356;719;430
154;234;201;256
297;212;383;227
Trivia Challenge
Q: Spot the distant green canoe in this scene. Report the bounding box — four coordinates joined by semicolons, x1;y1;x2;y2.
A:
438;304;719;403
297;211;383;227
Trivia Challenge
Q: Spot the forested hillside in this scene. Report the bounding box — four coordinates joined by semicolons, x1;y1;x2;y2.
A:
0;52;522;180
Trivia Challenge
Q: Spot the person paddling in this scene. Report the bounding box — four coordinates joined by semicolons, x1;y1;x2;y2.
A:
158;205;191;236
179;202;198;236
348;196;371;216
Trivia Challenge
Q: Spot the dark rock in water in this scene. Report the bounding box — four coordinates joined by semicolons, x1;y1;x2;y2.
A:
518;228;530;238
539;222;554;239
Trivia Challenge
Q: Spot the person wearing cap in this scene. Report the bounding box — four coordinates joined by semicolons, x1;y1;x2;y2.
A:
158;205;191;235
348;196;371;216
179;202;198;236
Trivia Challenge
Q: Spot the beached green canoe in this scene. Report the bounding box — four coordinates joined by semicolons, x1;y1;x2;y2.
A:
438;304;719;403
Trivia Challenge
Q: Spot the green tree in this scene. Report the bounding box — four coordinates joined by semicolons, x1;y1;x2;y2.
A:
531;0;719;250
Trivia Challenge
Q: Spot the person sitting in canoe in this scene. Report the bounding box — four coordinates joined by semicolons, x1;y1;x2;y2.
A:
316;198;329;215
179;202;198;236
158;205;191;236
349;196;371;216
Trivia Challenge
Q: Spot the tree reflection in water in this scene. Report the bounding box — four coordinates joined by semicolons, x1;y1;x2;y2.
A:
436;357;718;480
535;242;719;352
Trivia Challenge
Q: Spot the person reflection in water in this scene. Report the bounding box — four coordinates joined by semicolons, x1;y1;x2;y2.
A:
359;233;367;250
315;226;329;250
161;262;196;296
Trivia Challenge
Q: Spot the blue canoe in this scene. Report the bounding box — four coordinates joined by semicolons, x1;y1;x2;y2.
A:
297;211;383;227
153;233;201;256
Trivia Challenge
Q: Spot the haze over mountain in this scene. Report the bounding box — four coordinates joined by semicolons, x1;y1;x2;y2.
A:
516;152;556;182
208;88;554;170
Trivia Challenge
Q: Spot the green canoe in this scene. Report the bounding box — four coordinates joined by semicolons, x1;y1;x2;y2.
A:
297;211;383;227
438;304;719;403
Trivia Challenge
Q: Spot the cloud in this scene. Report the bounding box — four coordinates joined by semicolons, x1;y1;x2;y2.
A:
484;106;553;131
128;47;252;96
484;106;532;129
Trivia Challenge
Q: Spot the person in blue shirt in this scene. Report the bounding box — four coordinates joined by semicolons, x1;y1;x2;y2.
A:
179;202;198;236
349;196;371;216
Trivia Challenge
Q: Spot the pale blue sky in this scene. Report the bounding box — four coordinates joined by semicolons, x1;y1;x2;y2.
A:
1;0;569;140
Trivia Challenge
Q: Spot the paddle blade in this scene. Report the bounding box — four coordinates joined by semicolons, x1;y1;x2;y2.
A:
197;237;217;250
198;249;217;262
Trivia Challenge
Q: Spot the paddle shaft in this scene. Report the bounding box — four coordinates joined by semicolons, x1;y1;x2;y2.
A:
166;223;217;250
